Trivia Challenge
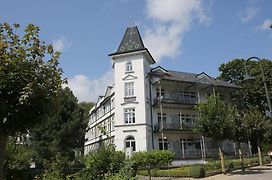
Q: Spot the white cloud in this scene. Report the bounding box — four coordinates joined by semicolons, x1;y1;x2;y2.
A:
66;70;114;102
52;36;71;52
238;7;259;23
255;19;272;31
143;0;211;62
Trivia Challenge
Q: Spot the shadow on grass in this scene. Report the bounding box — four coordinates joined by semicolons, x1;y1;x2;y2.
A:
230;165;272;176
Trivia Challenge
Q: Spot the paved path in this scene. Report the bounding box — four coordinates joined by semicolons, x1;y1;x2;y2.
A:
202;165;272;180
137;164;272;180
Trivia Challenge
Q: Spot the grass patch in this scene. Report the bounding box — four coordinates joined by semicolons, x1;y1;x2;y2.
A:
138;165;206;178
137;155;271;178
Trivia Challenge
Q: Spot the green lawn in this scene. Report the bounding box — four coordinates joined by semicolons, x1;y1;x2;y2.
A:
138;155;271;178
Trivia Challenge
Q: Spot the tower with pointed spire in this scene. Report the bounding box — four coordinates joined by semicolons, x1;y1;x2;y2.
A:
109;26;155;153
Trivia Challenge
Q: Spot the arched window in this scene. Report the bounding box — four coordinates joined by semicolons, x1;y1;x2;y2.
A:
125;136;136;151
126;61;133;72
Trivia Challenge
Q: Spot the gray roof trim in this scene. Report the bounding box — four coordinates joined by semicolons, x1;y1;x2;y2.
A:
109;48;156;64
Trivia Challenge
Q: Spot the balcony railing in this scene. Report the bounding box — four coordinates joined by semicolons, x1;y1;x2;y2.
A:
153;96;198;106
154;122;194;131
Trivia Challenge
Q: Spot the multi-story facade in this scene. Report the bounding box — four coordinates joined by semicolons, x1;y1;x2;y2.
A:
84;26;249;159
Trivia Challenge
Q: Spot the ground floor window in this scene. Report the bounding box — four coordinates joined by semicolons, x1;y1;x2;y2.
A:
180;139;201;150
125;136;136;151
159;138;168;150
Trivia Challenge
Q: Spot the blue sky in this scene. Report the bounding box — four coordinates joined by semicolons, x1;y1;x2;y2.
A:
1;0;272;102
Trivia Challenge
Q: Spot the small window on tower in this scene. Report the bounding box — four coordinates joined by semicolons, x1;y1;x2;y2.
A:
126;61;133;72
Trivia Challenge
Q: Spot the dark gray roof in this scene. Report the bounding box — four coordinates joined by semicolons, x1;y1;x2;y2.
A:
150;68;239;88
109;26;146;56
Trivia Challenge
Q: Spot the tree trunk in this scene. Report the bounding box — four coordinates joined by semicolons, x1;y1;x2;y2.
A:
257;146;262;166
148;169;151;180
219;147;226;174
148;163;151;180
237;143;245;172
238;149;245;172
257;139;262;166
0;133;8;180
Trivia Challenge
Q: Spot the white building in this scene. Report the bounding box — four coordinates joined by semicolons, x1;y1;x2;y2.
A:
84;26;250;159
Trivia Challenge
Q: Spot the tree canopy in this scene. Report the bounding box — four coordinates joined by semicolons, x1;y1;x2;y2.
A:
194;94;234;142
31;87;93;166
0;23;63;135
0;22;63;178
240;107;270;146
218;58;272;112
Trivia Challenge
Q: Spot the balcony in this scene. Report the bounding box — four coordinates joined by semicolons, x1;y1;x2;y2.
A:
153;96;198;107
154;122;194;132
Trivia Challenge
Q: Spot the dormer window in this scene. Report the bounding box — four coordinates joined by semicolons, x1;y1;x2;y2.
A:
126;61;133;72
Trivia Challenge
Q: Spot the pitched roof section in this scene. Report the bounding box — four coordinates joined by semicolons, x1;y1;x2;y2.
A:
109;26;153;56
150;67;239;89
109;26;156;64
113;26;145;55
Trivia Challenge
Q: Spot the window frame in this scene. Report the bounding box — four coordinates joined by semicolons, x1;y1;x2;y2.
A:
126;61;133;72
159;138;168;150
125;136;136;151
124;108;135;124
124;82;135;97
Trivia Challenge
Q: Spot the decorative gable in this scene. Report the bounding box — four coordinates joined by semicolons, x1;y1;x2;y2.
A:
195;72;217;86
123;74;137;81
151;66;168;73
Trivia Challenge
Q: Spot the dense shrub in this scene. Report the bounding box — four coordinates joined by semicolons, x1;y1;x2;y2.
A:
130;150;174;179
105;162;136;180
83;143;125;179
131;150;173;170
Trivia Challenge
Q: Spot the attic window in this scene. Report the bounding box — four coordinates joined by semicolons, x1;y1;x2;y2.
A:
126;61;133;72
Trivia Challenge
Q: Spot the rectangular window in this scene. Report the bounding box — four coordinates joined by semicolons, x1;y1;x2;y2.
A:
126;61;133;72
179;91;197;104
156;89;165;99
179;114;196;129
124;108;135;124
125;82;134;97
159;138;168;150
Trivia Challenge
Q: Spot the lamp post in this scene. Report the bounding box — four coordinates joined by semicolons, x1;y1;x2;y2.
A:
244;57;272;113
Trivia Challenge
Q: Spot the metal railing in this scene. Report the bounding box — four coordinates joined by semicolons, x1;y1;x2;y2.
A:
153;96;198;105
154;122;194;131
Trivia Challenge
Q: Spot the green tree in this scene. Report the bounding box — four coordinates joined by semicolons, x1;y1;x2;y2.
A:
231;108;247;172
0;22;63;179
31;87;90;167
79;101;94;121
194;94;235;173
218;58;272;112
240;107;270;166
4;137;34;179
78;101;94;154
219;58;272;154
